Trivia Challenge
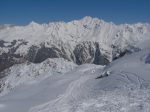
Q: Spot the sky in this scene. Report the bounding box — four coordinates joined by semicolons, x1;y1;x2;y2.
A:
0;0;150;25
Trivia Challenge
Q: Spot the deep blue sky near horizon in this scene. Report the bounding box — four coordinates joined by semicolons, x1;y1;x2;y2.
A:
0;0;150;25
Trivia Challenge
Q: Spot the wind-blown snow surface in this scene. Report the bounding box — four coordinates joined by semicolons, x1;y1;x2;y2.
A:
0;41;150;112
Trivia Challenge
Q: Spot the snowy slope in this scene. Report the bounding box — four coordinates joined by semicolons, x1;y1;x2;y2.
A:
0;40;150;112
28;41;150;112
0;58;77;96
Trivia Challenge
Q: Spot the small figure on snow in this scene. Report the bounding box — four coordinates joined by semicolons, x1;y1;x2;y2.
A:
96;70;110;79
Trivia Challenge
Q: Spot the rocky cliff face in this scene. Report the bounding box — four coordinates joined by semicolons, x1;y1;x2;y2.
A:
0;40;27;72
73;41;110;65
0;40;110;72
0;40;142;74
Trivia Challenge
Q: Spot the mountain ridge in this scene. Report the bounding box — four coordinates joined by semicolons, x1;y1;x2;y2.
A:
0;16;150;72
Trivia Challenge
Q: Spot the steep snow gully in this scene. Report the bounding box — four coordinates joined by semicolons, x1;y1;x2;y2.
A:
0;17;150;112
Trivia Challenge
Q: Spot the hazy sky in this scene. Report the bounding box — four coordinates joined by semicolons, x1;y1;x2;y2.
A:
0;0;150;25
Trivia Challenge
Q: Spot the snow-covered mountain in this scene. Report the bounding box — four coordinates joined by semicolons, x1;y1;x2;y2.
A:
0;40;150;112
0;58;77;96
0;16;150;72
0;17;150;112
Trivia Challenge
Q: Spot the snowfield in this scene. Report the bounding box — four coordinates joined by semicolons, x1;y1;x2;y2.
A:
0;17;150;112
29;43;150;112
0;44;150;112
0;58;77;96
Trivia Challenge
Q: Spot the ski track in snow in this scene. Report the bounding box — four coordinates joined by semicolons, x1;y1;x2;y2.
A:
0;55;150;112
29;65;102;112
0;64;102;112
